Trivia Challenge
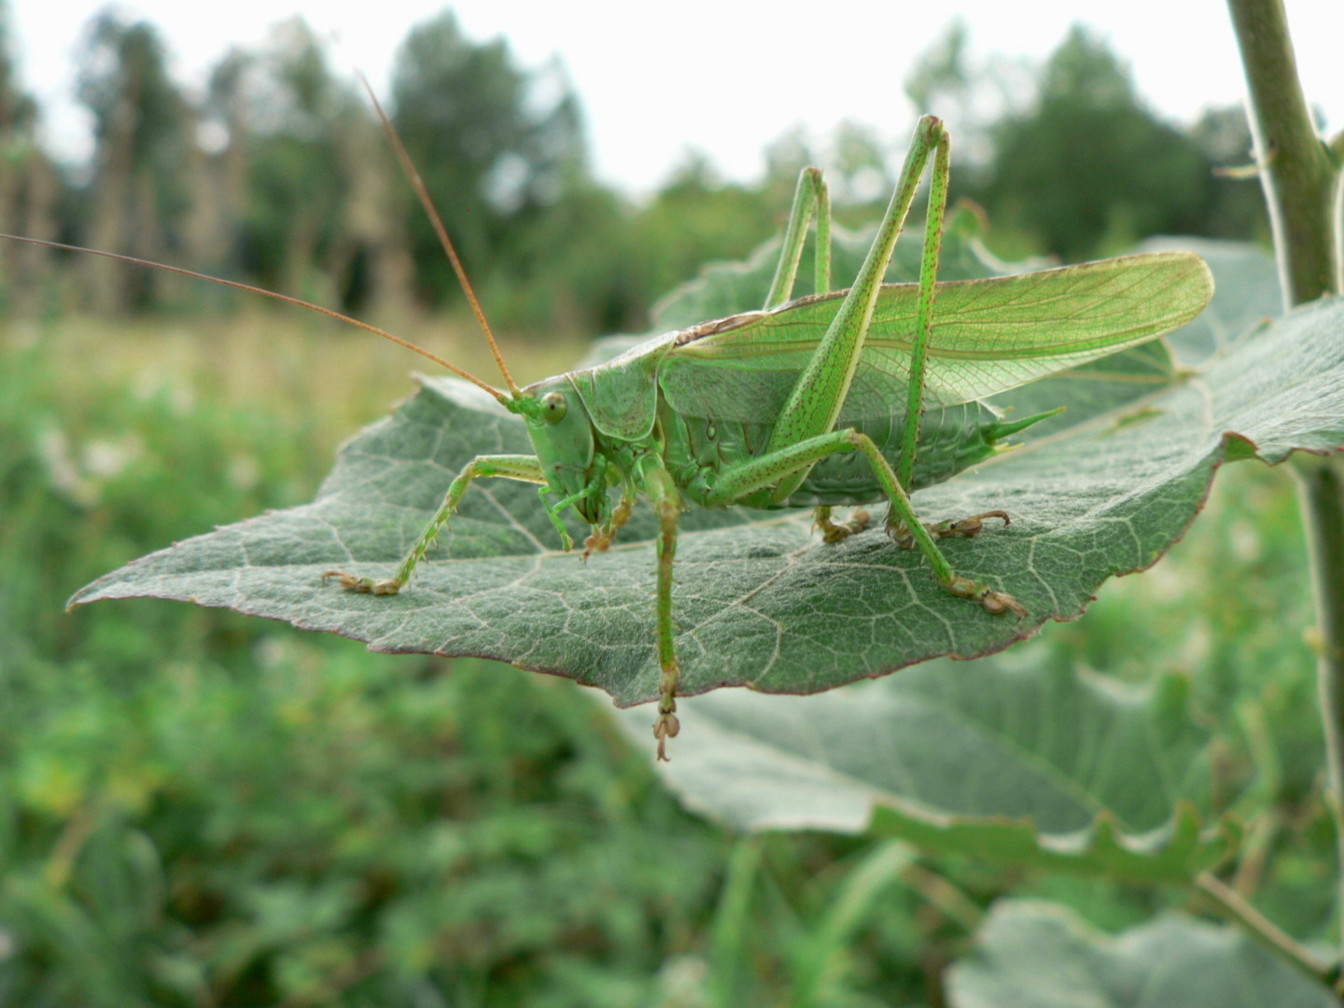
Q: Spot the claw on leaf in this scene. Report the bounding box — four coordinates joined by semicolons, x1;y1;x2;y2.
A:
980;589;1028;618
653;711;680;762
581;530;612;561
815;506;871;543
948;575;1026;619
322;571;403;595
888;521;916;549
930;510;1011;540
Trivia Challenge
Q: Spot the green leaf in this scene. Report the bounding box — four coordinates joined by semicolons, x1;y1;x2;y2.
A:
947;900;1335;1008
608;653;1235;881
70;241;1340;719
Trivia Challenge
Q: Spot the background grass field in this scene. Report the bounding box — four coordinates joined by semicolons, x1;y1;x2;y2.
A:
1;308;1326;1006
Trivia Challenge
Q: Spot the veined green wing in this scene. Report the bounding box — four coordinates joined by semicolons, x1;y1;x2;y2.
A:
658;251;1213;422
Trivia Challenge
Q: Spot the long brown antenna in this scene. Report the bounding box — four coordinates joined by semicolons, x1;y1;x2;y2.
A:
3;234;511;405
358;74;522;399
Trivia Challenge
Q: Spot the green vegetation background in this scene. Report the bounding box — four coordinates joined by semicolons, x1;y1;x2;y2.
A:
0;5;1329;1006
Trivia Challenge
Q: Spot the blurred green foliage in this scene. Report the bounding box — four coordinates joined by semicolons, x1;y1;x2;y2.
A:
0;326;727;1006
0;309;1331;1005
981;27;1217;258
0;7;1266;336
0;320;987;1005
0;4;1329;1004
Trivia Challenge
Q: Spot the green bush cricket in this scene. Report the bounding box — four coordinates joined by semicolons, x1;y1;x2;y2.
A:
7;115;1213;761
319;115;1214;759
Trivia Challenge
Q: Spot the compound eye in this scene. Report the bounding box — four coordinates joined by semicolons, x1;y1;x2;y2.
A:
541;390;568;424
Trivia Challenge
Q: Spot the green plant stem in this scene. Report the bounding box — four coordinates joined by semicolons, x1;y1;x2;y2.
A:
1294;453;1344;992
1227;0;1344;985
1226;0;1339;304
1195;873;1336;989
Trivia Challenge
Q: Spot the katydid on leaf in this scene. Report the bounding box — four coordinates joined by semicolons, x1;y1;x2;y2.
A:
318;115;1213;760
7;115;1214;762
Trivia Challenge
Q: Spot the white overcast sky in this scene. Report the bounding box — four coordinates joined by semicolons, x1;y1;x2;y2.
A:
9;0;1343;196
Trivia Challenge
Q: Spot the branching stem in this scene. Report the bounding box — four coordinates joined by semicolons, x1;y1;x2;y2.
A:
1227;0;1344;987
1195;873;1337;990
1226;0;1340;304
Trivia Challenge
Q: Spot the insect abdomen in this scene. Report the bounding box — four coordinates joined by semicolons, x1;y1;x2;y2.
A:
789;402;1008;503
662;400;1019;508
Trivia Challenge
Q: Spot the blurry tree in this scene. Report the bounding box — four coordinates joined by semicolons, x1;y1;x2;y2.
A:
388;12;589;311
0;0;60;314
762;125;817;209
184;48;251;293
1188;104;1269;242
76;11;194;311
631;153;777;307
0;0;33;155
763;122;894;223
492;170;638;335
981;26;1214;259
215;19;368;307
830;121;893;210
192;21;422;317
336;113;419;318
905;20;972;121
904;20;1039;172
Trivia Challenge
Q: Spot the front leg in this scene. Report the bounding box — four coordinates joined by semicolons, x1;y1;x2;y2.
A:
582;483;637;559
645;465;684;760
324;453;545;595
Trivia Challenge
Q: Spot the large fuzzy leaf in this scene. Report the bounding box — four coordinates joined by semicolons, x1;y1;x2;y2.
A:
70;241;1342;716
948;901;1335;1008
608;653;1235;880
